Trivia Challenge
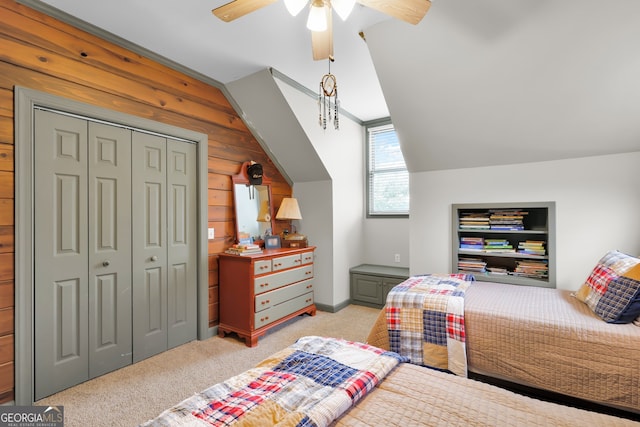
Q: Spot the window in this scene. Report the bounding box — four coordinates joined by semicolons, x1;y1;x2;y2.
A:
366;121;409;217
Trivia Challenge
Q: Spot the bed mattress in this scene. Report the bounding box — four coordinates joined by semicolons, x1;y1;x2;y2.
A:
333;362;638;426
366;281;640;414
465;282;640;413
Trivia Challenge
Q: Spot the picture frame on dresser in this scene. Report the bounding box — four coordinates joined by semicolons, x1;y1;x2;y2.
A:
264;235;281;249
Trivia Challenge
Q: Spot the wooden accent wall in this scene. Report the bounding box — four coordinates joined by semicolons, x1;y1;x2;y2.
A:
0;0;292;403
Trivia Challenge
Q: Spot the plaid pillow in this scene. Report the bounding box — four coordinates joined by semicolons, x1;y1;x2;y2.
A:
575;250;640;323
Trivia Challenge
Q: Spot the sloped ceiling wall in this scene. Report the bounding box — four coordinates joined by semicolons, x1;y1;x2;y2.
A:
226;69;330;184
365;0;640;173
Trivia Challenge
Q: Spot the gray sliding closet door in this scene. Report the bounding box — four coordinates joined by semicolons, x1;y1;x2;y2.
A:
132;132;168;362
166;139;197;349
34;110;90;400
34;112;133;399
87;122;133;378
33;110;197;398
131;133;197;362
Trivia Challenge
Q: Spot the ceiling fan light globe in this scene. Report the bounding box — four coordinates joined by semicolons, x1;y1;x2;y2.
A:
284;0;307;16
306;3;328;32
332;0;355;21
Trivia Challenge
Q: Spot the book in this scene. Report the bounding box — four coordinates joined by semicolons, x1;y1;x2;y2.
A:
225;243;263;256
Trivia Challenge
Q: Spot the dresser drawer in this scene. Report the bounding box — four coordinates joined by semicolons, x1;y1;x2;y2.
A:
255;279;314;312
301;250;314;265
254;264;314;295
254;260;272;275
272;254;302;271
254;292;314;328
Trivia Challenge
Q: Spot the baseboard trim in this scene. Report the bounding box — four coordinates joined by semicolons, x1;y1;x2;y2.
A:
314;299;351;313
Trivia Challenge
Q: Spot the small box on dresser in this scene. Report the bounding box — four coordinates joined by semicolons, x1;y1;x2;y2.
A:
218;247;316;347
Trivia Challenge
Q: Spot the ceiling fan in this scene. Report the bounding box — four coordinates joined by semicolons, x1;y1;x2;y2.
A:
212;0;431;60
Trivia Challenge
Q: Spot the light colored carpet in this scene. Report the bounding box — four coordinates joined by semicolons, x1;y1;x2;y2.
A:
36;304;381;427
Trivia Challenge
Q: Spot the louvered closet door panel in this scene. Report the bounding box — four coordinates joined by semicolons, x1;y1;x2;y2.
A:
132;132;168;362
88;122;133;377
166;139;197;349
34;110;89;400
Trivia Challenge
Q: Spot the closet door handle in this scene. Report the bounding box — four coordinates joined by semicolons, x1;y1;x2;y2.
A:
150;255;158;262
102;260;110;267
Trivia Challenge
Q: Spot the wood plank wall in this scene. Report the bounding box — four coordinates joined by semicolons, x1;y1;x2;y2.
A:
0;0;292;403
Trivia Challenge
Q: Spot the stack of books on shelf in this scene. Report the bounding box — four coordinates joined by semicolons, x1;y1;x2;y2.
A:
459;212;490;230
458;257;487;274
459;236;484;250
483;239;515;253
225;243;263;256
513;260;548;279
517;240;546;256
489;209;527;231
487;266;509;275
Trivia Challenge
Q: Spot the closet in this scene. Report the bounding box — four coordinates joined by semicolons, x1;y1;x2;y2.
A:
33;109;197;400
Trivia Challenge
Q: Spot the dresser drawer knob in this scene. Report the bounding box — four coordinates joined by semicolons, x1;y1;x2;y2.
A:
306;284;312;289
306;299;312;303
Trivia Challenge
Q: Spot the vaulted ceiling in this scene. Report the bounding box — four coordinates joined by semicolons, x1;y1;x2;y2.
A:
30;0;640;174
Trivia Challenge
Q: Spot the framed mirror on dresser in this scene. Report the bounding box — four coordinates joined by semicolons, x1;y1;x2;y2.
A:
232;161;274;244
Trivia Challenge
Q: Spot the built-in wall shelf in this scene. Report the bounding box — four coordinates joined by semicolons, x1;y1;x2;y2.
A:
452;202;556;288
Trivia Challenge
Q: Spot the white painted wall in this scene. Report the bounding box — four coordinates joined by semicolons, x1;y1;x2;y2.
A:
275;79;367;307
362;218;410;268
292;181;333;305
410;152;640;291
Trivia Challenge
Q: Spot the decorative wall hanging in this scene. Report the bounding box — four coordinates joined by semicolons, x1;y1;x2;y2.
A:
319;57;339;130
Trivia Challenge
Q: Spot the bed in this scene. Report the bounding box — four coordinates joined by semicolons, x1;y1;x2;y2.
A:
366;252;640;415
141;335;638;426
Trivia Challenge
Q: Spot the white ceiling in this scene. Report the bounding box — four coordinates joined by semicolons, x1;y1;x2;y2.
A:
33;0;640;173
36;0;393;121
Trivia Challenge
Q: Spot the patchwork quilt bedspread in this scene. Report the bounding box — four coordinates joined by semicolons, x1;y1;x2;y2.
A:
141;336;408;427
385;274;474;376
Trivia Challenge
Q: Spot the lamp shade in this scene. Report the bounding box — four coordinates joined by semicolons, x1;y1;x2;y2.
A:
276;198;302;220
306;0;328;32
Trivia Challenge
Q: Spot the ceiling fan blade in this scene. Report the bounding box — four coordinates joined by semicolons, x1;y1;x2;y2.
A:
312;7;333;61
356;0;431;25
212;0;278;22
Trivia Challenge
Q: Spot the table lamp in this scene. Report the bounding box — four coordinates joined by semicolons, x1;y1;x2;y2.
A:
275;197;306;242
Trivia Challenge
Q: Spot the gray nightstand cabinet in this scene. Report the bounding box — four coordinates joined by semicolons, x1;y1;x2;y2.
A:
350;264;410;308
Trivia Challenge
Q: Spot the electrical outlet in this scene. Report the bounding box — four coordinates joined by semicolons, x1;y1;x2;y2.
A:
394;254;401;263
208;228;215;239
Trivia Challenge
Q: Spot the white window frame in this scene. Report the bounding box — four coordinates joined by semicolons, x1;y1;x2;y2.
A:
366;120;409;217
